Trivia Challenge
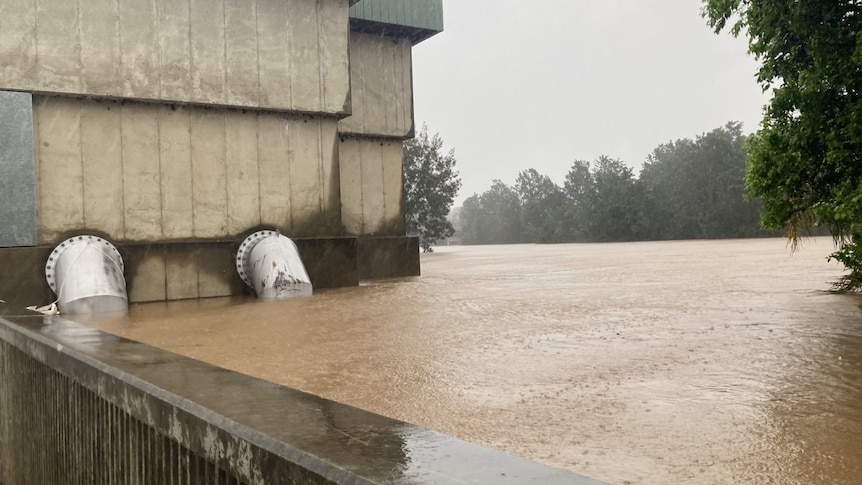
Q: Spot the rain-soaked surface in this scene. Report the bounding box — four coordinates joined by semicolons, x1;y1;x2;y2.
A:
74;238;862;485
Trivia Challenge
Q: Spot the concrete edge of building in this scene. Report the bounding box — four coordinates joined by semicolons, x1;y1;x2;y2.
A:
358;236;420;280
0;235;429;305
0;236;360;307
0;312;609;485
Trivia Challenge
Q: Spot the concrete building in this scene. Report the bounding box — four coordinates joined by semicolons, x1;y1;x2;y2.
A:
0;0;443;305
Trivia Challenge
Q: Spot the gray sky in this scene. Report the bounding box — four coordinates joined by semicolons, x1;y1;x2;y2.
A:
411;0;770;204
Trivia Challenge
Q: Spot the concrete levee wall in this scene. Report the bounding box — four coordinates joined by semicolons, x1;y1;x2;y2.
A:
338;137;404;236
34;96;342;245
0;0;350;115
338;32;413;138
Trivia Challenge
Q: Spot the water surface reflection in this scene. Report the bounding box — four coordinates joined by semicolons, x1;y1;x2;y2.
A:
75;238;862;484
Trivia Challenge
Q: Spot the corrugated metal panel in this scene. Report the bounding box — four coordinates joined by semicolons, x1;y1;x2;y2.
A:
350;0;443;32
0;91;37;247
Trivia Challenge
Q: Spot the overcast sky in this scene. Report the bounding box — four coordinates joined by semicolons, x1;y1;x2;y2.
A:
411;0;770;204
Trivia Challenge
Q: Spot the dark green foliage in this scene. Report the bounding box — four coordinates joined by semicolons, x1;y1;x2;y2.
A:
460;181;523;244
704;0;862;290
457;123;770;245
515;169;567;242
403;125;461;252
640;122;766;240
579;156;646;242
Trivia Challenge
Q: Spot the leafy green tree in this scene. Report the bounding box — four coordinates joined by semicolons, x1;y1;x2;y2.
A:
403;125;462;252
460;180;523;244
544;160;593;242
640;138;701;239
639;122;765;240
704;0;862;290
580;156;645;242
563;160;593;205
514;169;566;242
695;123;765;238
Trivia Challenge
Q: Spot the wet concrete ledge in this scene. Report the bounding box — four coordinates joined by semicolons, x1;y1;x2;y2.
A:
0;308;606;484
0;235;421;307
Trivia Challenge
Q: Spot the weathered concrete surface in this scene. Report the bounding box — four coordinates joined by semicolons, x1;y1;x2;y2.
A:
0;0;428;302
0;237;358;306
122;238;358;303
0;91;36;247
33;97;343;245
0;310;604;484
338;32;414;138
339;137;405;236
0;0;351;115
0;247;53;307
357;236;419;279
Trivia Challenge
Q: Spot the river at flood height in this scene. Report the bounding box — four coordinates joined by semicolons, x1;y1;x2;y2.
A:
75;238;862;484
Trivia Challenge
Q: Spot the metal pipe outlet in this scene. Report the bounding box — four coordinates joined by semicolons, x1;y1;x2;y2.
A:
45;235;128;314
236;230;312;300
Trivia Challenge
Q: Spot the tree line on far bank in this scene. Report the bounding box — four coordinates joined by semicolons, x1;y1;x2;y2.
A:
456;122;775;245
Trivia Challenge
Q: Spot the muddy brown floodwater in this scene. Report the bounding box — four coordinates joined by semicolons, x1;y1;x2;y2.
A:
74;238;862;485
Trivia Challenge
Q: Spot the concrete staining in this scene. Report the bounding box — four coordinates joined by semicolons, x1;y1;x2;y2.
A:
0;0;350;113
76;238;862;485
34;97;341;244
0;0;430;305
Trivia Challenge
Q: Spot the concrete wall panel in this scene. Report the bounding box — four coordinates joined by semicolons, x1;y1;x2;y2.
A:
289;118;323;236
165;246;199;300
159;106;194;239
157;0;193;101
225;111;261;234
122;105;162;241
258;115;292;230
190;0;226;103
35;97;84;244
225;0;260;107
190;111;228;238
381;140;405;234
319;0;350;113
0;0;350;115
338;32;414;138
256;0;291;108
338;138;364;234
0;0;37;87
359;139;385;233
394;40;412;134
319;119;341;233
36;0;81;93
338;137;404;236
80;0;121;95
34;97;342;244
80;102;124;236
288;0;322;113
120;0;160;99
361;36;386;135
128;250;167;303
197;246;236;298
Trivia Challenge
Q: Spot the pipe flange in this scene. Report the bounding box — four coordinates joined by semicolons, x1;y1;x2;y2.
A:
236;230;278;288
45;235;123;293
